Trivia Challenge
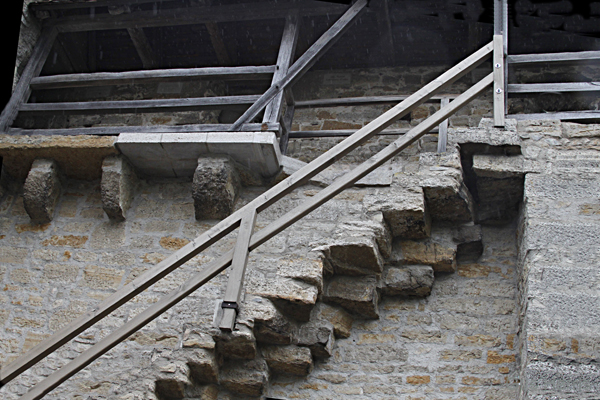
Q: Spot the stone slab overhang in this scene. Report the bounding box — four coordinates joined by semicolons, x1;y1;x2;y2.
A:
115;131;282;178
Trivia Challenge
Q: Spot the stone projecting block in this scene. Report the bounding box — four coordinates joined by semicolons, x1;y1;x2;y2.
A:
323;275;380;319
262;345;313;376
23;159;63;223
296;320;335;359
186;348;218;384
317;235;383;276
314;303;354;339
383;265;434;296
219;358;269;397
214;324;256;360
193;156;240;220
453;223;483;262
238;296;295;345
399;240;457;272
101;155;138;221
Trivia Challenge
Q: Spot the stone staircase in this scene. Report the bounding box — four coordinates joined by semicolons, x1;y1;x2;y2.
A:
141;145;495;400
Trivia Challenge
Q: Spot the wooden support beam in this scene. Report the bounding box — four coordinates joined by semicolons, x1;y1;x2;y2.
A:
219;208;257;332
263;15;300;125
231;0;369;130
50;1;348;32
290;127;438;138
507;51;600;64
508;82;600;93
373;0;395;65
205;22;233;66
127;27;157;69
19;95;261;115
30;66;276;90
437;98;450;152
493;34;505;127
15;71;495;400
7;123;281;136
296;95;457;108
279;95;295;155
0;27;57;132
1;41;493;389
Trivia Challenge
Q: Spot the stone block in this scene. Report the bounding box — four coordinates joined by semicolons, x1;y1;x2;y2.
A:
382;265;434;296
472;154;526;179
245;274;318;322
261;345;313;376
186;348;219;385
366;186;431;239
453;223;484;262
214;324;256;360
23;159;63;223
323;275;379;319
314;303;354;339
398;240;457;273
152;356;192;400
316;235;383;276
296;320;335;359
101;155;138;221
219;358;268;397
238;296;296;345
193;156;240;220
421;179;475;223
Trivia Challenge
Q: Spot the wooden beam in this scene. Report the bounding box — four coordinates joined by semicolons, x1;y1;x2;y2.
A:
509;111;600;121
30;66;276;90
437;98;449;152
296;95;458;108
263;15;300;124
493;35;505;127
373;0;395;65
219;208;257;332
49;1;348;33
0;41;493;388
205;22;233;66
289;128;440;138
19;95;261;115
127;27;157;69
507;51;600;65
231;0;369;131
508;82;600;93
16;71;495;400
0;27;57;132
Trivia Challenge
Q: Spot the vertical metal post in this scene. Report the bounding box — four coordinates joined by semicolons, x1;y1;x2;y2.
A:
437;97;449;153
219;208;257;331
493;0;506;127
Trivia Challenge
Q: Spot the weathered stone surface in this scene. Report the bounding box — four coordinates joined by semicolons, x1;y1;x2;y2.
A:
316;235;383;276
193;156;240;220
323;275;379;319
238;296;296;345
382;265;434;296
314;303;353;339
219;358;268;397
186;349;218;385
472;154;527;179
245;275;318;322
152;354;192;400
399;240;457;272
101;155;138;221
453;223;484;262
475;175;524;224
261;345;313;376
296;320;335;359
23;159;63;223
213;324;256;360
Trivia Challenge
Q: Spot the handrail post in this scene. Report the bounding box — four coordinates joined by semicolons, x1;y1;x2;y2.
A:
437;98;450;153
219;208;257;331
493;0;507;127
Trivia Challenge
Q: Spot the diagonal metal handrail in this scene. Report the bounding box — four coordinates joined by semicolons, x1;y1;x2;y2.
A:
1;42;494;399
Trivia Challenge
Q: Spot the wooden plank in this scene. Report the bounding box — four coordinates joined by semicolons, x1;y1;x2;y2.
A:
8;123;281;136
493;35;505;127
437;98;449;152
507;82;600;93
0;41;493;388
0;27;57;132
205;22;233;66
263;15;300;124
30;66;276;90
509;111;600;121
219;208;257;332
231;0;369;131
296;95;457;108
507;51;600;65
280;97;295;154
16;72;495;400
19;95;261;115
289;128;440;138
50;1;348;33
127;27;157;69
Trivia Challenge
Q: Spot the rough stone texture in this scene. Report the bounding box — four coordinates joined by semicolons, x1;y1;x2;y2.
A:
213;324;256;360
296;320;335;359
382;265;434;296
238;296;296;345
316;235;383;276
261;345;313;376
23;159;63;223
323;275;380;319
193;156;240;220
397;239;457;273
101;155;138;221
218;358;268;397
453;223;484;262
314;303;354;339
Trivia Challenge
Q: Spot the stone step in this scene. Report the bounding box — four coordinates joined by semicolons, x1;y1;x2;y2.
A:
238;296;297;345
323;275;380;319
382;265;434;296
296;320;336;359
261;345;313;376
218;358;269;398
395;239;457;273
